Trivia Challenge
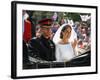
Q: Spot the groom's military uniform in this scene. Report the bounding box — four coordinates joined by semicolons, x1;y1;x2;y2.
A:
28;18;56;62
28;35;56;61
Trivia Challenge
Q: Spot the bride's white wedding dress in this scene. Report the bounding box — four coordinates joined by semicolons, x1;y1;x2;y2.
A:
53;23;78;62
55;43;75;62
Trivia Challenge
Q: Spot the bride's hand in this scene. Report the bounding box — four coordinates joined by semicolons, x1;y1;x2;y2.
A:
72;39;77;49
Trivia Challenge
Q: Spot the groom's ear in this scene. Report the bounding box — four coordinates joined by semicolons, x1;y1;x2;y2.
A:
40;28;43;33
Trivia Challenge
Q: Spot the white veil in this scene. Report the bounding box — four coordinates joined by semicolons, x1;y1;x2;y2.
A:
53;23;77;44
53;23;78;56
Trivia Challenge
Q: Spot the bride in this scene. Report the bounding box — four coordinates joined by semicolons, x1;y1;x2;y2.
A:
53;23;77;62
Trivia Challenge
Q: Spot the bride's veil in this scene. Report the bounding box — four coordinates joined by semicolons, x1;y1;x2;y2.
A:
53;23;78;55
53;23;77;44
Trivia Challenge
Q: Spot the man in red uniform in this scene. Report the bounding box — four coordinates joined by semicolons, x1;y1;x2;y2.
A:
23;12;32;43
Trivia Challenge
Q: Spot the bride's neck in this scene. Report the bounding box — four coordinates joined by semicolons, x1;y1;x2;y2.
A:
60;39;69;44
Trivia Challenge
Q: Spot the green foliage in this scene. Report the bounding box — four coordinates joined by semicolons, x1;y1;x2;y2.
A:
26;10;90;24
65;13;82;22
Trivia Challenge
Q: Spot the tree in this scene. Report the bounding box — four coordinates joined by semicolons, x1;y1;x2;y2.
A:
66;13;82;22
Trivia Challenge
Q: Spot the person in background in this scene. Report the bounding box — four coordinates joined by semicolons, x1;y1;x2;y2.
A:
23;11;32;43
52;22;60;34
23;11;32;68
35;25;41;38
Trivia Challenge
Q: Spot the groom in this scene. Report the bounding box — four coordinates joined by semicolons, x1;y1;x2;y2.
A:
28;18;56;62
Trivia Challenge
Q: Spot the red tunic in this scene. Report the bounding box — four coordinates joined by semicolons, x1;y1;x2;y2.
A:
23;20;32;43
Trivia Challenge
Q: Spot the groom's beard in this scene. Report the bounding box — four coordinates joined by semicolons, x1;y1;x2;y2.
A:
42;33;51;39
42;32;52;39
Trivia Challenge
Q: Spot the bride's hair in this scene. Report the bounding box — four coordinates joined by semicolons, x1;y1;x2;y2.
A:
60;24;72;39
